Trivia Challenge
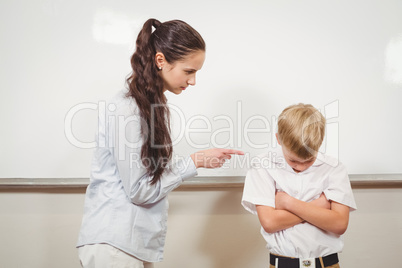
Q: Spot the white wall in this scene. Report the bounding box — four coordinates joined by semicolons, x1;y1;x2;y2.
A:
1;186;401;268
1;0;402;178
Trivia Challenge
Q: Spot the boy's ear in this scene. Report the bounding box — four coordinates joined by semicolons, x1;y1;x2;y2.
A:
155;52;166;69
275;133;281;145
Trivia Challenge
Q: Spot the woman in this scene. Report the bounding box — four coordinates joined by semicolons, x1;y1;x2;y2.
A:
77;18;243;268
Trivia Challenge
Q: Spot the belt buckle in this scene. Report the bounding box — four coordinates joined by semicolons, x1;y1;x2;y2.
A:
299;258;315;268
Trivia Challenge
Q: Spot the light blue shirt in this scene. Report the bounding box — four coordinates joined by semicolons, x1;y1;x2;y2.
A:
77;90;198;262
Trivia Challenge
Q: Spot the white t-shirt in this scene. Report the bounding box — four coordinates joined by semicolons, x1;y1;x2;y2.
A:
241;147;357;259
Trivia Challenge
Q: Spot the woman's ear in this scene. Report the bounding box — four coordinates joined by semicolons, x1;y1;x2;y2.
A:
275;133;281;145
155;52;166;70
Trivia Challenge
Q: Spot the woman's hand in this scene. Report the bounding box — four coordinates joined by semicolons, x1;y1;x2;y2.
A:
190;148;244;169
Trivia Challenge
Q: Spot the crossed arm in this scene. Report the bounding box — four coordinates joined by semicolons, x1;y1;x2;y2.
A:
256;192;350;235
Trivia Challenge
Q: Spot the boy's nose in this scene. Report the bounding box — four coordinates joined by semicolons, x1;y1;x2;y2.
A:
295;165;305;172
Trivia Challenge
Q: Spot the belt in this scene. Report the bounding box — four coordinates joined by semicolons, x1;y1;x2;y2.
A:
269;253;339;268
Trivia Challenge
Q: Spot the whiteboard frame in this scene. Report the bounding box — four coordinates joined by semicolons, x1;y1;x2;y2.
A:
1;174;401;189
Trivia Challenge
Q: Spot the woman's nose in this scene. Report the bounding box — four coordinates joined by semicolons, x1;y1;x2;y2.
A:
187;75;196;86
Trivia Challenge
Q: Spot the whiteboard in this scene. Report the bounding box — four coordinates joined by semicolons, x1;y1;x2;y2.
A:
1;0;401;178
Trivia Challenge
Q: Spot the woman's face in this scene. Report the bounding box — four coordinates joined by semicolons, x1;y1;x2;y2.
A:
158;50;205;95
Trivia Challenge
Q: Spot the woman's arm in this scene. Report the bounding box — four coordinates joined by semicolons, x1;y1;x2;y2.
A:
117;146;243;205
111;104;244;205
276;191;350;235
256;193;330;233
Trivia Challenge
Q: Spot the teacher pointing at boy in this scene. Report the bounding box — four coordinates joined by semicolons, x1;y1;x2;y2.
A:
76;18;244;268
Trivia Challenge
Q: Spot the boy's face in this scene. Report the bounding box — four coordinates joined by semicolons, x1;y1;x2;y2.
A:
281;145;316;173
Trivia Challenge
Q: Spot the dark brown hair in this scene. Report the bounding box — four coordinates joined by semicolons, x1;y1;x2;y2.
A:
126;18;205;184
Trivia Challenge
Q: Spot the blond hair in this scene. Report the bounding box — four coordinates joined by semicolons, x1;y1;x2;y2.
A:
277;103;326;159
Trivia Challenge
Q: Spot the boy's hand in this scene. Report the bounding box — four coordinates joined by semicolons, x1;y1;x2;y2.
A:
276;192;331;211
311;193;331;209
275;191;293;210
275;191;349;234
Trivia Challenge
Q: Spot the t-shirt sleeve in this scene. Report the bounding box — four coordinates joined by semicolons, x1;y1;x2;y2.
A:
241;166;276;215
323;163;357;211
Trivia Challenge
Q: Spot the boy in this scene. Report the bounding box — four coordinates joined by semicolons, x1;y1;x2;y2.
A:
242;104;356;268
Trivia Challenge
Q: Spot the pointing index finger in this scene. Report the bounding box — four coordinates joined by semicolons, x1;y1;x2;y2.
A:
221;149;245;155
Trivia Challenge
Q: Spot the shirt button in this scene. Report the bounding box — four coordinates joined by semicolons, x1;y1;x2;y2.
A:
294;191;299;195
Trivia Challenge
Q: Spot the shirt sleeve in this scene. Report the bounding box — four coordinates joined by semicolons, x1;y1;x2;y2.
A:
241;166;277;215
108;98;198;206
323;163;357;211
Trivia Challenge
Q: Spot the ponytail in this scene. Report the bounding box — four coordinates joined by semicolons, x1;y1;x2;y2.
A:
126;18;205;185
